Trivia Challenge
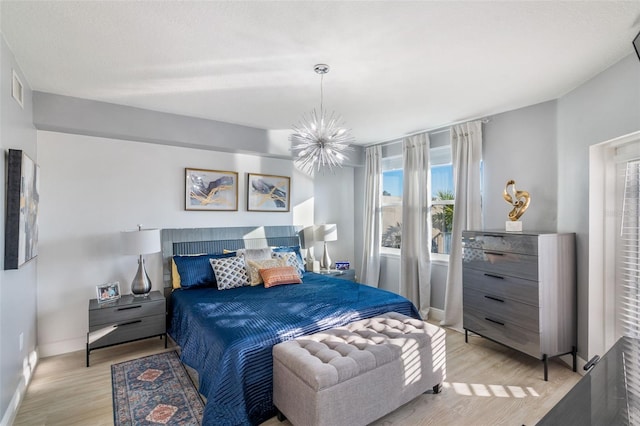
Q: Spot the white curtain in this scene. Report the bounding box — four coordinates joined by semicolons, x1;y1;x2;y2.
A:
399;134;432;317
360;145;382;287
442;121;483;330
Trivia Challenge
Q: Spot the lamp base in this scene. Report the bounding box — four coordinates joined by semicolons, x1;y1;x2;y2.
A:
320;242;331;270
131;256;152;297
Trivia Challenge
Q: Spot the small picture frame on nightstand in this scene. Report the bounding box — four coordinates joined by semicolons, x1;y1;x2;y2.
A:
335;261;350;271
96;282;121;304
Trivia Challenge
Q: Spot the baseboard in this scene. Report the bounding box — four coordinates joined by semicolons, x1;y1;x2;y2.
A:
0;348;39;426
428;307;444;322
39;336;85;358
558;353;588;376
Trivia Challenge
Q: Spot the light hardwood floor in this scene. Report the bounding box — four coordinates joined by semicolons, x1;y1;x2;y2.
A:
14;327;580;426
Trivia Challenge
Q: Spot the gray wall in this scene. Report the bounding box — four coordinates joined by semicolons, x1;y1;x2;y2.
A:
557;53;640;360
0;34;38;422
483;100;558;231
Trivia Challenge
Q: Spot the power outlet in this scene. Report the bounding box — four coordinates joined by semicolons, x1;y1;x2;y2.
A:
19;332;23;351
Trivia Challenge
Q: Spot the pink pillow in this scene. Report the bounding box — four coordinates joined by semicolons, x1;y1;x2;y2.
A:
259;266;302;288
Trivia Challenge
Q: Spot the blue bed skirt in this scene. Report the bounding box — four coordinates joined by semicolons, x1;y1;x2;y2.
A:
169;272;419;425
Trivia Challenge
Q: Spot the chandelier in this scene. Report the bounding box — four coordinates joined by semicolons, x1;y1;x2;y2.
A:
290;64;354;175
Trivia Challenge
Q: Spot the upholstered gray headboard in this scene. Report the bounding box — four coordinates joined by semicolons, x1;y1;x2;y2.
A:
161;225;302;292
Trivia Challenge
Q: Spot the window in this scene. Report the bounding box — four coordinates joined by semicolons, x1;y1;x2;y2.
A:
616;154;640;339
380;144;455;258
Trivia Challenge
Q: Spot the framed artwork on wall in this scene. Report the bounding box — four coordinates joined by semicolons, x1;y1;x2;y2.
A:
247;173;291;212
5;149;39;270
185;168;238;211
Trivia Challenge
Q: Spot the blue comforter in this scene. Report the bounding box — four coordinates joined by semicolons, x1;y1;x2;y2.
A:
169;272;419;426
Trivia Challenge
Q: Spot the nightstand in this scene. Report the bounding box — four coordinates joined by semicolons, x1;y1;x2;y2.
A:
87;290;166;367
317;269;356;282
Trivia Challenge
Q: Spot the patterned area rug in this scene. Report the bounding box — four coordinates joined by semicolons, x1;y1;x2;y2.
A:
112;351;204;425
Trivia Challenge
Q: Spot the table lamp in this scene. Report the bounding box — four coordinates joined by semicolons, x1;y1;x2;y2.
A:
121;225;161;297
315;224;337;270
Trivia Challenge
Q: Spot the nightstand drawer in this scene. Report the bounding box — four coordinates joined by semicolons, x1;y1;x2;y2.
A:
462;267;539;306
463;248;538;281
463;287;539;332
88;313;166;350
89;298;164;326
464;308;541;358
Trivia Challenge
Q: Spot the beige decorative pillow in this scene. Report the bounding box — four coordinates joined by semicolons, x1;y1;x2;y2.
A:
260;266;303;288
171;258;181;289
246;258;285;286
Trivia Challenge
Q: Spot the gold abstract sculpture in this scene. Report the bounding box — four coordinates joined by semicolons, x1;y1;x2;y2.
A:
503;179;530;221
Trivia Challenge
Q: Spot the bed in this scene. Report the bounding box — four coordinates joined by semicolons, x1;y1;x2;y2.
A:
162;226;420;426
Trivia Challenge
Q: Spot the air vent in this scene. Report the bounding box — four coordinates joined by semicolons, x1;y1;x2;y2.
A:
12;70;23;109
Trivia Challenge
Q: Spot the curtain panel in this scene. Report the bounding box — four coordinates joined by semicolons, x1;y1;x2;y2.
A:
399;134;432;317
442;120;483;330
360;145;382;287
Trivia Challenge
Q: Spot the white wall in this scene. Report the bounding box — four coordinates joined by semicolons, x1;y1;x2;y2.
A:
36;131;325;356
0;35;38;424
313;168;356;273
557;53;640;360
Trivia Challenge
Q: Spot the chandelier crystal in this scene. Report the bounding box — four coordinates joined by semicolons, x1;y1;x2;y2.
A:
290;64;354;175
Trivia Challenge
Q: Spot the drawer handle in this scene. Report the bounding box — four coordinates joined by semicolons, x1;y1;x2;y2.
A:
117;320;142;327
484;295;504;303
484;273;504;280
484;234;504;238
484;317;505;326
117;305;142;311
484;251;504;256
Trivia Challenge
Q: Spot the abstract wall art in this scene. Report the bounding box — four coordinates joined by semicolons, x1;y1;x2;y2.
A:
247;173;290;212
185;168;238;211
5;149;40;270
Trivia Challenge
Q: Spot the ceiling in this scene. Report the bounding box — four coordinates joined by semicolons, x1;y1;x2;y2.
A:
2;1;640;145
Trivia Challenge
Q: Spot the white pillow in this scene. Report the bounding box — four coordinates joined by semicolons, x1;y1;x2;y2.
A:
237;247;273;262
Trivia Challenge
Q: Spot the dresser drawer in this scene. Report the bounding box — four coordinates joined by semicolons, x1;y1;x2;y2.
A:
89;313;166;350
464;308;541;358
463;287;539;332
89;298;165;326
463;248;538;281
462;232;538;255
463;267;539;306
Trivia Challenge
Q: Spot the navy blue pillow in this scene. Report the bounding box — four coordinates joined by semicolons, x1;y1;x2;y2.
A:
271;246;305;275
173;253;235;289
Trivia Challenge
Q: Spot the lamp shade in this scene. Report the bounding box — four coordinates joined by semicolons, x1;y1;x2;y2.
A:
315;224;337;242
300;226;317;249
121;228;161;255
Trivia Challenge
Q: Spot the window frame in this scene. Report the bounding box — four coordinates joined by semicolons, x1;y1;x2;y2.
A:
379;145;455;262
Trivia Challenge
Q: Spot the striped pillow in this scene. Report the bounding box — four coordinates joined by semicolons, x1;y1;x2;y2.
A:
259;266;302;288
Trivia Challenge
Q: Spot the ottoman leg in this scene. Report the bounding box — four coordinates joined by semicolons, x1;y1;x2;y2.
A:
276;408;287;422
432;383;443;394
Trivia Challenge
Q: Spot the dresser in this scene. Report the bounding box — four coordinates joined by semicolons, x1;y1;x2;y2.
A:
86;291;166;366
462;230;576;380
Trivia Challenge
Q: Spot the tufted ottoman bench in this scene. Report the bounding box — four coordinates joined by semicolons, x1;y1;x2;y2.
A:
272;312;446;426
